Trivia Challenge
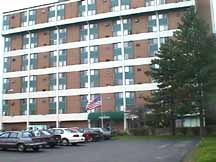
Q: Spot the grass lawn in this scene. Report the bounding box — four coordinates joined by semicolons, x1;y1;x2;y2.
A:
113;135;196;141
193;137;216;162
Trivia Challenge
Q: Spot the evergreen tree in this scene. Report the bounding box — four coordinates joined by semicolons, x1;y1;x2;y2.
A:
151;8;216;136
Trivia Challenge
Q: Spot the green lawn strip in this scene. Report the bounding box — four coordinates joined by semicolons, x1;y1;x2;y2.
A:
193;137;216;162
113;135;196;141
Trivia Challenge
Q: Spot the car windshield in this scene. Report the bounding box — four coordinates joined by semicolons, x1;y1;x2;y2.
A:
22;132;35;138
41;131;51;135
102;128;109;131
65;129;74;133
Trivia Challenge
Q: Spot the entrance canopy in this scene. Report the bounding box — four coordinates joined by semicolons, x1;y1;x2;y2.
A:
88;111;124;121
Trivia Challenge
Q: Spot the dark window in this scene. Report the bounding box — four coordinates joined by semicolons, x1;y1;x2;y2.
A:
9;132;19;138
22;132;34;138
0;132;10;138
54;129;64;135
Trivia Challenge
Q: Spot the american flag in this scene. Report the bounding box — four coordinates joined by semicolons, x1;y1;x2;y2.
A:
86;96;102;110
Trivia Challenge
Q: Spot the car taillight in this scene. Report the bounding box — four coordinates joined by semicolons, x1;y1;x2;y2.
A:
73;134;79;137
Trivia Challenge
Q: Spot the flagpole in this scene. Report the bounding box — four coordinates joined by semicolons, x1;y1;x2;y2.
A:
101;95;104;128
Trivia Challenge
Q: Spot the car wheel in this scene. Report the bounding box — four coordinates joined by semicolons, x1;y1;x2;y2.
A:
49;144;55;148
32;147;40;152
1;147;7;151
17;144;26;152
62;139;69;146
88;136;93;142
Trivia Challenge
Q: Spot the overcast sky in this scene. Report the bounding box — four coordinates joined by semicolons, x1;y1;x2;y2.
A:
0;0;215;109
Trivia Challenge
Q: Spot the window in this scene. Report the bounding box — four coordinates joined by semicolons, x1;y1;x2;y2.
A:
59;50;67;66
80;71;88;88
59;73;66;90
57;4;65;20
115;92;123;111
113;20;121;37
29;98;36;115
20;99;27;115
159;14;168;31
22;132;34;138
21;55;28;71
50;51;57;67
90;46;98;63
114;67;123;85
3;57;10;72
2;100;9;116
29;76;36;92
126;92;135;106
23;33;37;49
149;39;158;56
49;97;57;114
9;132;19;138
121;0;130;10
80;95;88;112
59;96;66;114
48;6;56;22
111;0;120;12
89;23;98;40
4;37;11;52
80;47;88;64
79;0;87;17
59;28;67;44
80;24;88;41
87;0;96;16
30;54;37;69
124;42;133;59
3;15;9;30
31;33;37;48
29;10;36;25
3;79;9;94
21;11;28;27
90;70;99;87
0;132;10;138
21;76;28;93
123;18;132;35
79;0;96;16
23;34;29;49
50;29;58;45
145;0;155;6
49;74;56;91
158;0;165;5
148;15;157;32
125;66;134;85
114;43;122;61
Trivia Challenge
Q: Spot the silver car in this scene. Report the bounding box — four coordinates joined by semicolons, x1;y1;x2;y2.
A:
0;131;46;152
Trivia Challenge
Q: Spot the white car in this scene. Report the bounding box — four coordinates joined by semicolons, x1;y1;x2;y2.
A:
51;128;85;146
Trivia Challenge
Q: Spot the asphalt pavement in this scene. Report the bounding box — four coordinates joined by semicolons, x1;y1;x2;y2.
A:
0;139;198;162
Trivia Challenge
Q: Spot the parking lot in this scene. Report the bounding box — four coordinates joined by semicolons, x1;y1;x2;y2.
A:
0;139;198;162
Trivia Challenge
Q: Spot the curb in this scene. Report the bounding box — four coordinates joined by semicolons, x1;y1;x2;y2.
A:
180;139;201;162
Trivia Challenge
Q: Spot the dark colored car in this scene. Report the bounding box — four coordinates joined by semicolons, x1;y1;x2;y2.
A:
46;130;61;145
0;131;46;152
80;128;103;142
32;130;61;148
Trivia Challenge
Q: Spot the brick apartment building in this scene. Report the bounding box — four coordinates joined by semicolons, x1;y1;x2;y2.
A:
1;0;214;131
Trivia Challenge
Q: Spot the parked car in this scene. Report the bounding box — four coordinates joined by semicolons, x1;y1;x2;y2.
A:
80;128;103;142
50;128;85;146
0;131;46;152
91;128;112;140
46;130;61;145
31;130;60;148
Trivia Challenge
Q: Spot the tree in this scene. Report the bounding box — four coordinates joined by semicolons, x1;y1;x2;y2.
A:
151;8;216;136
